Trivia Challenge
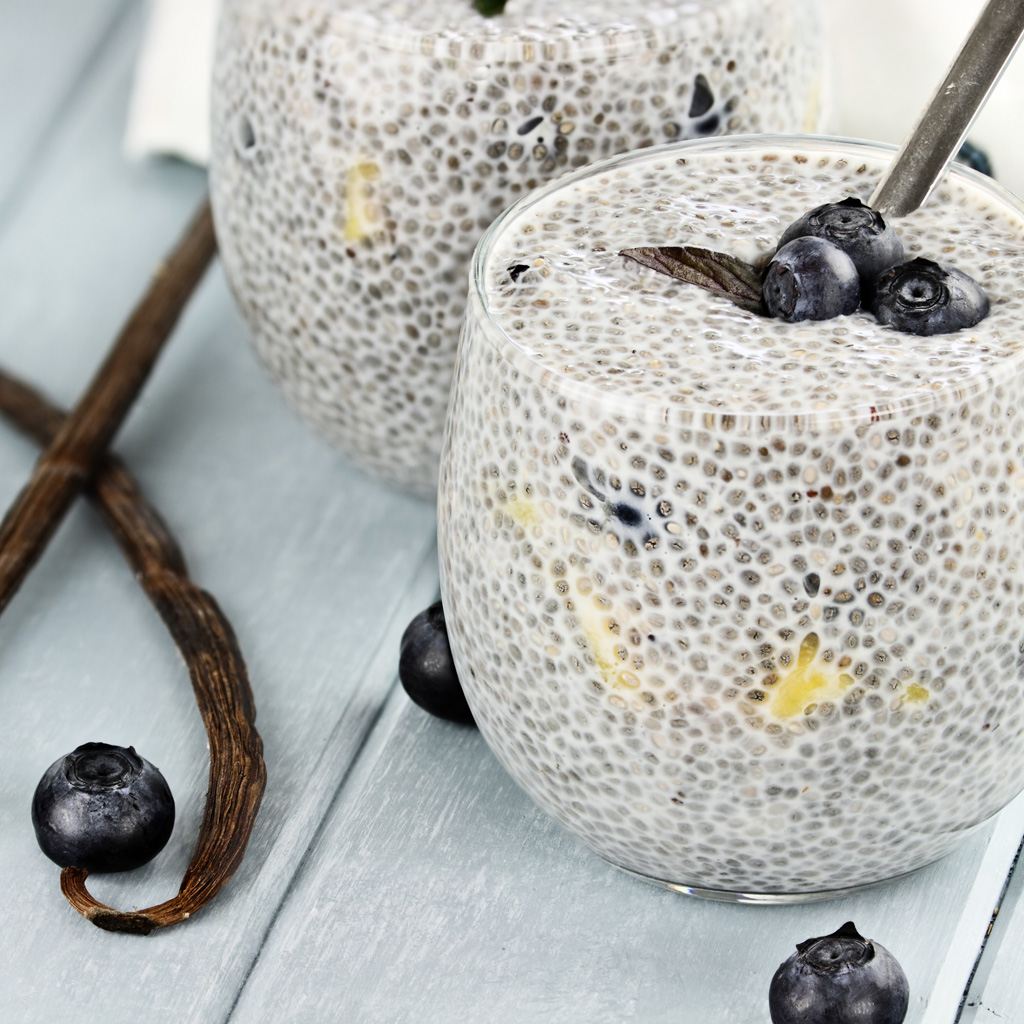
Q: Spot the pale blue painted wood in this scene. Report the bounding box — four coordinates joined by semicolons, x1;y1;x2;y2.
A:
959;839;1024;1022
3;2;1024;1023
0;0;130;213
226;692;1024;1024
0;2;439;1022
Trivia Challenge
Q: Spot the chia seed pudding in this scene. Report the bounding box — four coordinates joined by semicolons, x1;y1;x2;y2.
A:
437;135;1024;899
209;0;826;496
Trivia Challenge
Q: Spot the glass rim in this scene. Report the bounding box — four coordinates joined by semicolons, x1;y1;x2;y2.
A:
468;132;1024;434
314;0;762;60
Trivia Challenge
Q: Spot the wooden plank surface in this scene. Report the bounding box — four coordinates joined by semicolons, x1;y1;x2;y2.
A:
3;2;1024;1023
0;2;438;1021
226;695;1024;1024
960;834;1024;1022
0;0;129;211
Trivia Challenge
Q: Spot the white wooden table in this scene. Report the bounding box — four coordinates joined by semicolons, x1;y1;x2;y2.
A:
2;3;1024;1021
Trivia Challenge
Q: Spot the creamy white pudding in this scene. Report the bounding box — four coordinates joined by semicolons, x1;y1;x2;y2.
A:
438;136;1024;898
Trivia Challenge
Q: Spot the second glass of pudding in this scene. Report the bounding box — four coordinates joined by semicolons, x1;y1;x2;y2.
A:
210;0;827;496
437;135;1024;900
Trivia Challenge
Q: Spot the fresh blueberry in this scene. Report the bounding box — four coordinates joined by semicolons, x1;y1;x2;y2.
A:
763;237;860;322
688;74;714;118
399;600;475;725
956;140;994;177
868;257;989;335
777;197;904;285
769;921;909;1024
32;743;175;873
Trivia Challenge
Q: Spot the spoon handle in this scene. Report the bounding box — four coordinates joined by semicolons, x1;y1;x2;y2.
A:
869;0;1024;217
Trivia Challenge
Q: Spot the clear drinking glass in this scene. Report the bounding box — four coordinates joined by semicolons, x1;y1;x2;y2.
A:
437;134;1024;901
209;0;827;497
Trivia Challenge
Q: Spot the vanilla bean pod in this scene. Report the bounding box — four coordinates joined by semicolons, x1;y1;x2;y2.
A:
0;368;266;933
0;198;216;616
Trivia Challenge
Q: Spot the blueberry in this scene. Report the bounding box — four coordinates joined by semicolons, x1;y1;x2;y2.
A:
32;743;175;873
956;140;994;177
399;600;475;725
868;257;989;335
688;74;715;118
769;921;909;1024
763;237;860;322
777;197;904;285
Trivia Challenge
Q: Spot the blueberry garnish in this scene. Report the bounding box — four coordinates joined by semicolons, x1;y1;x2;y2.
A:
777;197;904;285
32;742;175;873
399;600;475;725
868;257;989;336
763;237;860;322
769;921;909;1024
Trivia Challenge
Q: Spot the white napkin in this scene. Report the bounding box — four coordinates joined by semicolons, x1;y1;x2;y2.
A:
124;0;1024;195
124;0;220;165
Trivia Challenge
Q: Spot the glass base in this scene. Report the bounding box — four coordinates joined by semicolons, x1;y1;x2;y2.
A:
607;859;926;905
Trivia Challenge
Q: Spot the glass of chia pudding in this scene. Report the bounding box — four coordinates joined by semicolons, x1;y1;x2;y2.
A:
209;0;827;497
437;134;1024;901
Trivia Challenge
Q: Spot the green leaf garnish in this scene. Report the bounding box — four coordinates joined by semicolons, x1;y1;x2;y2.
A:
620;245;766;314
473;0;507;15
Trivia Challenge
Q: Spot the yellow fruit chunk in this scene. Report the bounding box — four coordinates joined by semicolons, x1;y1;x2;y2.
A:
768;633;853;719
344;161;381;242
905;683;930;704
566;568;641;690
506;495;538;528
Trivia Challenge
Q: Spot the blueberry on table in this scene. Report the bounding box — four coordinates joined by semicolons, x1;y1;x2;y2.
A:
399;600;475;725
32;743;175;873
777;196;904;285
769;921;909;1024
763;237;860;322
868;257;989;335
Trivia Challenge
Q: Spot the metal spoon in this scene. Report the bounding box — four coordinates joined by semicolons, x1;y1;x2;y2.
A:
869;0;1024;217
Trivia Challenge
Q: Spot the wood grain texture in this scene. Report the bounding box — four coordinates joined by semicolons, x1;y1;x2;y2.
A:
0;1;437;1019
0;367;268;933
960;833;1024;1022
0;200;216;620
3;1;1024;1022
226;693;1024;1024
0;0;131;212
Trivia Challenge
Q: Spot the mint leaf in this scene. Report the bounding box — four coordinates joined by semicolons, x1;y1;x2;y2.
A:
620;245;766;314
473;0;507;14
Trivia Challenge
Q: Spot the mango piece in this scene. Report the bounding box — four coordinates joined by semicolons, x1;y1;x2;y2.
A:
506;495;539;528
768;633;854;719
344;161;381;242
905;683;930;704
566;568;641;690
